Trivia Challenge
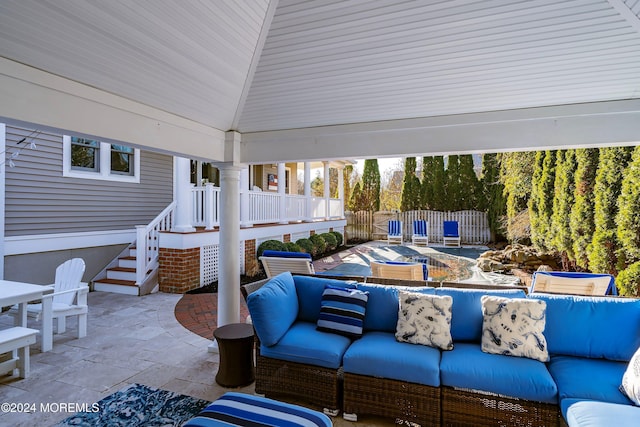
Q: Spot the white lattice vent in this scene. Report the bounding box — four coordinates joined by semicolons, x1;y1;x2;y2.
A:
201;242;246;284
201;244;218;285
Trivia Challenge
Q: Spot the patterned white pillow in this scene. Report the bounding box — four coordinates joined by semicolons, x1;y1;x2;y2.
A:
481;296;549;362
621;346;640;406
396;291;453;350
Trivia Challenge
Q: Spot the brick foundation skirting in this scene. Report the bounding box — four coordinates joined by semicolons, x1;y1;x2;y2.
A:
159;247;201;293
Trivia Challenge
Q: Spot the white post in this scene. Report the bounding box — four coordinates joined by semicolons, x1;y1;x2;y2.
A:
215;164;241;335
172;157;195;232
240;165;252;227
304;162;312;222
323;161;330;220
0;123;5;279
204;183;215;230
278;162;287;224
135;225;147;284
337;165;345;219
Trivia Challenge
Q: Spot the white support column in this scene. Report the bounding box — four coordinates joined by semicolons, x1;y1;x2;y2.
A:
304;162;312;222
172;157;195;232
323;161;330;220
210;163;241;352
240;165;252;228
278;162;287;224
0;123;5;279
337;165;345;219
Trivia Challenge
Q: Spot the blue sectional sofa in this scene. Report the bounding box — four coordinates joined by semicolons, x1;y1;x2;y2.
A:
244;272;640;426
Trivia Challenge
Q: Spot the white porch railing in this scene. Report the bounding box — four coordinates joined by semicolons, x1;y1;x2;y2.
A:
135;201;176;284
191;186;344;228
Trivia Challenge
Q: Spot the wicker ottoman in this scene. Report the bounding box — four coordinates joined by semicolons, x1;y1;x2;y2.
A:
183;392;333;427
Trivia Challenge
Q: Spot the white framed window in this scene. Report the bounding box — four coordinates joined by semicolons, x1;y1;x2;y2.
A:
63;135;140;183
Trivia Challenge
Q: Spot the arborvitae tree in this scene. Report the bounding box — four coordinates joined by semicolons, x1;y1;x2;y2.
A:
499;151;535;242
349;181;363;211
550;150;577;262
616;146;640;265
529;151;546;249
529;151;556;250
589;147;633;275
401;157;421;211
431;156;447;211
421;156;435;209
445;155;461;211
458;155;480;210
570;148;599;269
310;171;323;196
360;159;381;211
342;165;354;205
481;153;506;242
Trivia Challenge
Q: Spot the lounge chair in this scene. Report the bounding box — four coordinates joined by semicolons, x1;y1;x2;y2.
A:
443;220;461;247
259;250;315;278
9;258;88;339
530;271;616;296
369;260;427;281
411;220;429;246
387;220;403;245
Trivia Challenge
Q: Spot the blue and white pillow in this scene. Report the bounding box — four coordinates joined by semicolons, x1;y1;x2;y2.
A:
317;285;368;338
481;296;549;362
396;291;453;350
621;345;640;406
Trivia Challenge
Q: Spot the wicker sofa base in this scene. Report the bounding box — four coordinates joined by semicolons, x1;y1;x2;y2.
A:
255;354;342;415
343;372;441;426
441;386;559;427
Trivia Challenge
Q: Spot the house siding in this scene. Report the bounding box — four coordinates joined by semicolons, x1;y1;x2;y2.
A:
4;125;173;237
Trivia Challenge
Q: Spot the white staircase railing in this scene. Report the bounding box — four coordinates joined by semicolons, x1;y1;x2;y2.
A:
135;201;176;285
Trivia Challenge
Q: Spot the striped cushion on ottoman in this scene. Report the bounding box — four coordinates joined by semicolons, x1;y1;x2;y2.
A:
183;392;333;427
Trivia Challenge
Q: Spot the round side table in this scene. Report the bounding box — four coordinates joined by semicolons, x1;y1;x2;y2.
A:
214;323;255;387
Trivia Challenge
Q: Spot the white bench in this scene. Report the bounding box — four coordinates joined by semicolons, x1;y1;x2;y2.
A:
0;327;38;378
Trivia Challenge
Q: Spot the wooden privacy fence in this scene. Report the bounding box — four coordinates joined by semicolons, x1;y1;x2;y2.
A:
345;210;491;244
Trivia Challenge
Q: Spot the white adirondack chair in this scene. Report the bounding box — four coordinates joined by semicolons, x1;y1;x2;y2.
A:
11;258;88;338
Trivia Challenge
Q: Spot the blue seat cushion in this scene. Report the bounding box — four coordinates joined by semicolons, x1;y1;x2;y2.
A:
440;343;557;403
259;321;351;369
293;275;357;322
356;283;435;332
183;392;332;427
343;331;440;387
529;294;640;361
548;355;631;404
562;398;640;427
262;250;312;259
435;287;527;342
247;272;298;347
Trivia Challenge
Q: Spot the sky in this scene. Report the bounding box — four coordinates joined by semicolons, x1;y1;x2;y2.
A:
354;157;402;175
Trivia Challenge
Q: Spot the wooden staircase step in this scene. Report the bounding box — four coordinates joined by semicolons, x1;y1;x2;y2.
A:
94;278;137;287
109;266;136;273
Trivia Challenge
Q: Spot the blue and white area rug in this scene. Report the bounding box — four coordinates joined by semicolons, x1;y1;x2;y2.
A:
53;383;210;427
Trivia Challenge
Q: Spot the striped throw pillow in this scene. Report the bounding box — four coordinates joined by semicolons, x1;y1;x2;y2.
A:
317;285;368;338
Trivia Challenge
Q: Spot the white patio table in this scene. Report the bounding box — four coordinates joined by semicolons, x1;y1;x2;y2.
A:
0;280;54;352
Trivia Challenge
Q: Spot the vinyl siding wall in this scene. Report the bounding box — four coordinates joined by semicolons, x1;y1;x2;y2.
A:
4;125;173;237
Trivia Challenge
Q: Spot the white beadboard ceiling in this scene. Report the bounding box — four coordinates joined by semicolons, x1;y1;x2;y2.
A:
1;0;640;162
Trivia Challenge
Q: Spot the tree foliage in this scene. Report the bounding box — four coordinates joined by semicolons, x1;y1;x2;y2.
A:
616;146;640;265
499;151;535;242
570;148;599;269
458;155;480;210
420;156;435;209
481;153;506;241
431;156;447;211
360;159;381;211
401;157;421;211
529;151;556;250
550;150;577;260
589;147;633;275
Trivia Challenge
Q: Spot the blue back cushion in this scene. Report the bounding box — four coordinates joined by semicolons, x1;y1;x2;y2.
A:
246;272;298;347
529;294;640;361
435;287;527;342
357;283;435;332
293;275;357;322
317;286;368;338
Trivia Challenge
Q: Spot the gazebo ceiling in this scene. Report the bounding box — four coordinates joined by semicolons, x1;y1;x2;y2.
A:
1;0;639;163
